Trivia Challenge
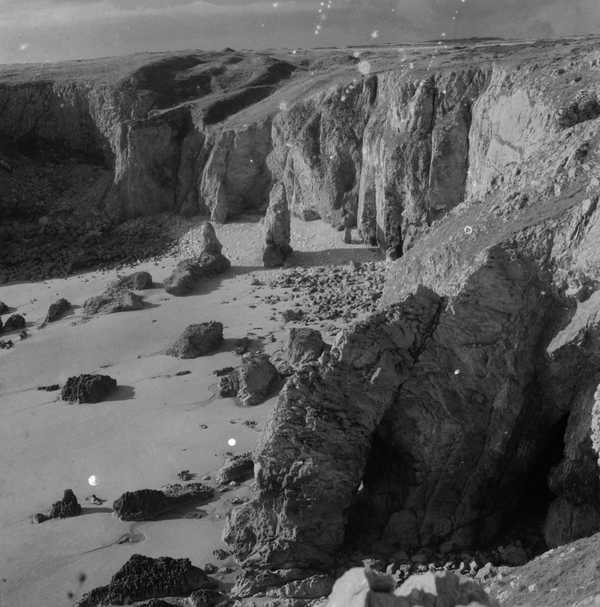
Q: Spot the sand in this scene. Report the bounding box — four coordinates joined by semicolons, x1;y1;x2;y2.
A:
0;217;381;607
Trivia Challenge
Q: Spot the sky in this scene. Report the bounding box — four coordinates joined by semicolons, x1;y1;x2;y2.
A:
0;0;599;64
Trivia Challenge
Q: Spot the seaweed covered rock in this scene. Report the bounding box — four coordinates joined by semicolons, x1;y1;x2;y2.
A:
61;374;117;404
77;554;216;607
44;298;72;324
83;288;144;315
166;322;223;358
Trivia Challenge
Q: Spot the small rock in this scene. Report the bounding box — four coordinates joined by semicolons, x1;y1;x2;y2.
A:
4;314;26;332
44;298;72;324
48;489;82;519
216;453;254;485
61;374;117;404
110;271;153;291
83;289;144;315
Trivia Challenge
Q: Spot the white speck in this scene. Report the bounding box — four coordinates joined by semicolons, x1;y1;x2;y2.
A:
464;225;473;235
88;475;98;487
454;369;461;375
272;1;279;6
291;49;297;55
279;101;288;111
409;62;414;69
371;30;379;39
358;60;371;75
19;43;30;51
353;51;361;58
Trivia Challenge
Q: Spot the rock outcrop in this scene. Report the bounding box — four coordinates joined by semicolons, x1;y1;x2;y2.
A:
77;554;216;607
110;270;153;290
34;489;82;523
287;328;326;366
3;313;26;331
164;223;230;295
217;453;254;486
262;182;292;267
166;321;224;358
61;374;117;403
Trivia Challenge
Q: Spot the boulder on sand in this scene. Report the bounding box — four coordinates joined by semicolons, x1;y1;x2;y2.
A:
34;489;82;523
164;223;230;295
61;374;117;403
166;322;223;358
76;554;216;607
287;328;326;366
218;353;280;407
0;301;9;315
262;183;292;268
4;313;25;331
110;271;153;291
83;288;144;315
113;484;214;521
44;298;72;324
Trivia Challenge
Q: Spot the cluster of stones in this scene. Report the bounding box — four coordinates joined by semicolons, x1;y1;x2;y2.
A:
266;261;386;323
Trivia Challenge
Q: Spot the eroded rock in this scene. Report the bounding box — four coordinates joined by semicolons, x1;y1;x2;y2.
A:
61;374;117;403
83;288;144;315
217;453;254;485
4;313;25;331
287;328;326;366
262;182;292;268
44;298;72;323
166;322;224;358
110;271;153;290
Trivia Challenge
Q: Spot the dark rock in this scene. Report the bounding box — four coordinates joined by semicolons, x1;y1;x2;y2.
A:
301;209;321;221
110;271;153;290
113;484;214;521
77;554;215;607
0;301;8;314
214;366;235;377
4;313;25;331
557;90;600;128
287;328;326;366
61;374;117;403
83;289;144;315
281;309;304;322
187;588;225;607
49;489;82;518
217;453;254;485
37;384;61;392
44;298;72;323
166;322;223;358
33;512;49;523
213;548;230;561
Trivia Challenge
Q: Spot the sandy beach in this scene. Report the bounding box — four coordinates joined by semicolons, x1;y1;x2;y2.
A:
0;217;381;607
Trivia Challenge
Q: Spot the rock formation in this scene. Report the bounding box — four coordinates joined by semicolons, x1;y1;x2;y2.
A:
217;453;254;486
34;489;82;523
43;298;72;324
61;374;117;403
166;321;224;358
164;223;230;295
3;313;25;331
110;270;153;291
77;554;217;607
83;288;144;315
262;182;292;267
287;328;326;366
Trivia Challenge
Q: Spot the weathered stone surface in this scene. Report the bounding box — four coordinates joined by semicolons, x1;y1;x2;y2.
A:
217;453;254;485
287;328;326;366
234;353;281;407
3;313;26;331
77;554;215;607
164;224;230;295
43;298;72;323
49;489;82;519
110;271;153;290
166;322;224;358
326;569;498;607
262;182;292;268
83;288;144;315
61;374;117;403
113;483;214;521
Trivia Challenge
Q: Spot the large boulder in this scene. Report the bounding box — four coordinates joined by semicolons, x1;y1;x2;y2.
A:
164;223;230;295
219;353;280;407
262;182;292;268
287;328;326;366
44;298;72;324
113;484;214;521
166;322;223;358
61;374;117;403
326;568;498;607
110;271;153;291
83;288;144;315
77;554;216;607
